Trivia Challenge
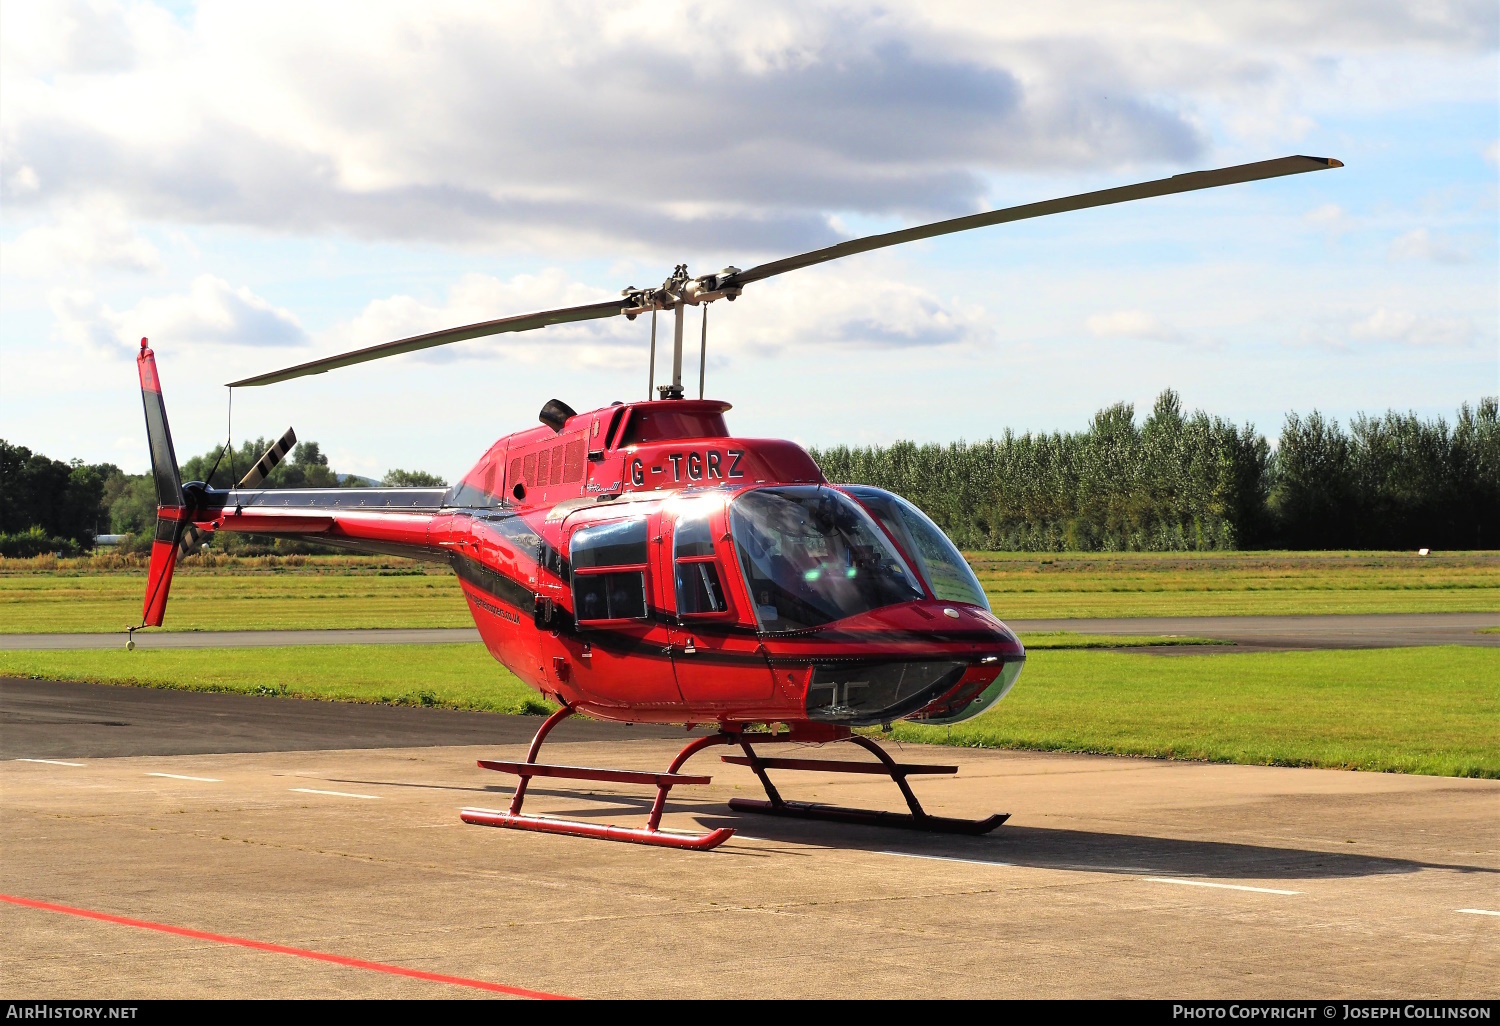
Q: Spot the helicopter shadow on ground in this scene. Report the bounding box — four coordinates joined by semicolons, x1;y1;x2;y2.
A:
472;787;1495;881
687;810;1499;881
318;776;1497;882
322;776;692;804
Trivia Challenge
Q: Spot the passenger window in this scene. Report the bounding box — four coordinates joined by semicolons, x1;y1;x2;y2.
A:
570;519;649;623
604;407;627;449
674;508;728;617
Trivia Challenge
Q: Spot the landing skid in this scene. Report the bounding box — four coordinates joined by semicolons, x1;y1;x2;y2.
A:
460;808;733;850
726;799;1007;835
722;733;1008;836
461;708;1007;851
463;705;736;850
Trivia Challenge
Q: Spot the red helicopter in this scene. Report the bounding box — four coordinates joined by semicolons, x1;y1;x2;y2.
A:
133;155;1341;850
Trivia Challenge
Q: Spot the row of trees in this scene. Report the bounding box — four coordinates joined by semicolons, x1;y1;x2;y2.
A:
811;393;1499;551
6;394;1497;555
0;442;125;556
0;436;447;557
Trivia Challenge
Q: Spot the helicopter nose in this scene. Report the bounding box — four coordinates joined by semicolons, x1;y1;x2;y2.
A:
856;600;1025;660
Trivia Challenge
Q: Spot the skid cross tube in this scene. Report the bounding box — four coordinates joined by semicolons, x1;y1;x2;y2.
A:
721;732;1009;836
463;709;735;850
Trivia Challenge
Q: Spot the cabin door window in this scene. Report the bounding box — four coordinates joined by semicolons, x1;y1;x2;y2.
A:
569;518;649;624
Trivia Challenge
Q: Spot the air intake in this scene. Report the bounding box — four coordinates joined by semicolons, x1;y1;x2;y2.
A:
538;399;577;434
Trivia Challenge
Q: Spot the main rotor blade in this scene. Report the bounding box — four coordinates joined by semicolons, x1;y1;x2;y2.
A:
228;299;625;387
733;155;1342;286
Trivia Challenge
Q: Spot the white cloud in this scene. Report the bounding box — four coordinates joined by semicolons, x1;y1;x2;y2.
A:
1303;202;1353;237
1304;203;1345;224
2;200;162;275
4;0;1431;255
718;272;988;355
294;266;985;382
1349;307;1474;347
1485;140;1500;167
1388;227;1474;263
51;275;308;356
1086;309;1184;344
8;166;41;194
48;288;122;351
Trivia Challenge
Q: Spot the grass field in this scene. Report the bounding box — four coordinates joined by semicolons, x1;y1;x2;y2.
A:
1017;633;1227;649
969;550;1500;618
0;644;547;714
3;550;1496;633
0;562;467;633
3;645;1494;778
893;646;1499;778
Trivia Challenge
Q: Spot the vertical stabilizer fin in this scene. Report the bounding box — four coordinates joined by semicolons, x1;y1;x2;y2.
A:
137;338;185;627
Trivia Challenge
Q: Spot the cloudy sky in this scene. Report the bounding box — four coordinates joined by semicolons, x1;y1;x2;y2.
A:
2;0;1495;480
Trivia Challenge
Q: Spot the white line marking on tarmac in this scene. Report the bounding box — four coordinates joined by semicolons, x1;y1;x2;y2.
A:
15;759;84;767
147;773;221;782
290;788;379;800
1457;908;1500;916
878;851;1015;868
1146;877;1300;895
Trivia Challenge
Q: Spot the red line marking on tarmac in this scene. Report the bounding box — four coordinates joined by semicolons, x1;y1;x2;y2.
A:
0;893;570;999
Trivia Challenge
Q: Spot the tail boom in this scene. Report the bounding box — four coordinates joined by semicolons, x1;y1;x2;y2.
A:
187;490;446;562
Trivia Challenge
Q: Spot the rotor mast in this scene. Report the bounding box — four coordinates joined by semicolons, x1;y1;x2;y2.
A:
622;263;740;400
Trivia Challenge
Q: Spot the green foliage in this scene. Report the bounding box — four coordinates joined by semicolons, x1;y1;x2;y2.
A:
813;390;1270;551
108;476;157;539
814;393;1497;551
0;440;123;546
382;468;448;487
2;436;379;556
0;526;82;558
180;437;338;489
1271;398;1500;549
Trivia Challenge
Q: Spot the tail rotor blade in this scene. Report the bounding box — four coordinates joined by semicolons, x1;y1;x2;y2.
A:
238;427;297;489
176;523;202;564
137;338;183;511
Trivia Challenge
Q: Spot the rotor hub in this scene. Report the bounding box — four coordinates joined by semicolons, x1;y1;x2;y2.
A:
621;264;741;318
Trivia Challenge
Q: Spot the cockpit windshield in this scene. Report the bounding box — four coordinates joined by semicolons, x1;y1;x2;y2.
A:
843;486;990;609
729;486;924;632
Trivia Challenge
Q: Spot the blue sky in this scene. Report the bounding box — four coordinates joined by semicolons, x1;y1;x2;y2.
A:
2;1;1495;482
